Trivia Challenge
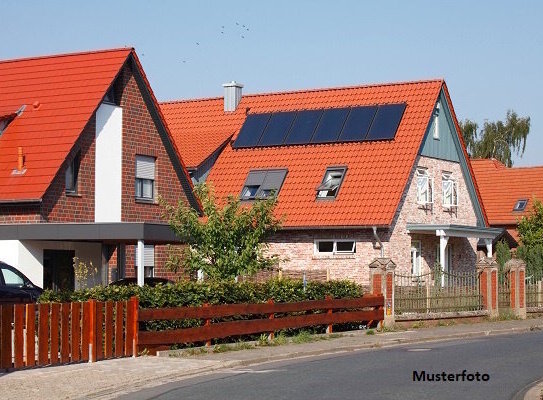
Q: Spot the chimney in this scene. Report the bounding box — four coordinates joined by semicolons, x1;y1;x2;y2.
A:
222;81;243;112
17;147;25;171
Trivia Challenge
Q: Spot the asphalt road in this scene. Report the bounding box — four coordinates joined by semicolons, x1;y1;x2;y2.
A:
122;331;543;400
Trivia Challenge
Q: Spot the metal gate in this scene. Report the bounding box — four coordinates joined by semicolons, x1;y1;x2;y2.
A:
498;269;511;310
525;270;543;309
395;268;482;315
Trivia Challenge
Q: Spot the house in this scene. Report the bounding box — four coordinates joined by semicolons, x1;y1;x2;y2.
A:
0;48;200;290
161;80;502;283
471;158;543;248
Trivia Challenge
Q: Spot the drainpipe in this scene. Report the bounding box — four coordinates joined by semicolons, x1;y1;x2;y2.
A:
372;226;384;258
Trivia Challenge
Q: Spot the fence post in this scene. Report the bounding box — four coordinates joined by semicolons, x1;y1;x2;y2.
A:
88;299;97;363
476;257;499;318
369;258;396;328
203;303;211;347
267;299;275;340
130;297;140;357
504;258;527;319
325;295;333;334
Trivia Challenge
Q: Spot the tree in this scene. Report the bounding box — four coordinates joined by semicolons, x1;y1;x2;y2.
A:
516;199;543;276
161;183;282;281
495;240;512;269
460;110;530;167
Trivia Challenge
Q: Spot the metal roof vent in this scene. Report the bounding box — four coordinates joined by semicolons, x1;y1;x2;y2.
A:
222;81;243;112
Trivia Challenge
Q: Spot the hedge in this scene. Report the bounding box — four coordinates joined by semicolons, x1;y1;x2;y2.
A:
38;278;363;308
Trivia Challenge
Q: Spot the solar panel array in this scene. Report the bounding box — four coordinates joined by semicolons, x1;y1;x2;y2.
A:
233;103;406;149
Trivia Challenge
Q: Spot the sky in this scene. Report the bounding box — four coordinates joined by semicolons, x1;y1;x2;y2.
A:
2;0;542;166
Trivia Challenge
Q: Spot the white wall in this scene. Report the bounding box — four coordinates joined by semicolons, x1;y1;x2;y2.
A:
95;103;123;222
0;240;102;289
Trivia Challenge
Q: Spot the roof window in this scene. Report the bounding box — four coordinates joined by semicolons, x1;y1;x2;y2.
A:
240;169;287;201
317;167;346;199
513;199;528;212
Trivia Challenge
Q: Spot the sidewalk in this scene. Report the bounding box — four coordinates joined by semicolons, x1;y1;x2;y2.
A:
1;317;542;400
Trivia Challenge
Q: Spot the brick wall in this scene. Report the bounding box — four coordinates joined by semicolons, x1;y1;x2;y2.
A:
42;118;96;222
268;155;480;284
0;204;42;223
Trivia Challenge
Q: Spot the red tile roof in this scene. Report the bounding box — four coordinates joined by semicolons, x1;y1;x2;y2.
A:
172;79;457;227
472;158;543;225
0;48;133;201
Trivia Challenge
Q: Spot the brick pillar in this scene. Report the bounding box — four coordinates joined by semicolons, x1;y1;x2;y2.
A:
476;257;499;318
504;258;527;319
369;258;396;327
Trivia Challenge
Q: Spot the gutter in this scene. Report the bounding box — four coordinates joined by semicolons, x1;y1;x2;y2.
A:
372;226;384;257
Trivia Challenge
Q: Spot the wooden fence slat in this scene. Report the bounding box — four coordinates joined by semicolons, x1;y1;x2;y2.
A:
50;303;60;365
138;296;384;322
25;304;35;367
38;303;49;366
0;305;13;369
95;302;104;361
115;302;124;357
71;302;81;362
138;309;383;346
105;302;113;359
13;304;25;368
81;301;90;361
60;303;70;363
125;301;134;357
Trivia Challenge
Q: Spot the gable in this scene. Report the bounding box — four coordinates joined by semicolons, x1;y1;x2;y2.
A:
418;89;486;227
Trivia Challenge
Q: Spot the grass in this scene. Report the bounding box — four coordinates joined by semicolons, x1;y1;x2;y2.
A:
411;321;425;329
366;329;375;335
488;310;522;321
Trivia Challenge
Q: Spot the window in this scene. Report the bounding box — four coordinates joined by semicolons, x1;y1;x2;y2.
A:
315;240;356;255
432;103;440;140
135;245;155;278
411;241;422;275
317;167;346;199
65;151;81;194
135;155;156;200
513;199;528;212
416;168;433;205
1;266;25;286
442;172;458;207
240;169;288;200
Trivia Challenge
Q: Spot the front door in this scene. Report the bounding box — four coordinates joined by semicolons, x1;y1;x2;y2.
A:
43;250;75;291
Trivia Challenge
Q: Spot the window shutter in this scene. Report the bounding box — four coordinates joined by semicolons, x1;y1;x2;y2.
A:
136;245;155;267
136;156;155;180
245;171;266;187
260;170;287;191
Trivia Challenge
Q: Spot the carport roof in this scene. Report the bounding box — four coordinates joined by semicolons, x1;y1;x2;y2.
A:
0;222;182;244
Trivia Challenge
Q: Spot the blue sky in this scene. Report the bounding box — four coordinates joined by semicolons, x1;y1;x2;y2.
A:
3;1;542;166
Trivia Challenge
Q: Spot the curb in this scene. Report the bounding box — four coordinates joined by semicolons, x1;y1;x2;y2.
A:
521;378;543;400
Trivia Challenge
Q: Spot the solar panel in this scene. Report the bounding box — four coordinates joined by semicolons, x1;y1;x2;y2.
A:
365;103;406;141
258;112;296;147
284;110;322;145
338;106;378;142
233;114;271;148
311;108;350;143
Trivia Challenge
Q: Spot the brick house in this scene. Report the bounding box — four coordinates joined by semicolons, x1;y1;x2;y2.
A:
0;48;200;290
162;80;501;284
472;158;543;248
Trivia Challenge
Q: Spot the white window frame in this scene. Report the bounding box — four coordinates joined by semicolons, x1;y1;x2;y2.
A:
314;239;356;255
135;244;155;278
432;103;440;140
135;155;156;201
411;240;422;275
416;168;433;205
442;172;458;208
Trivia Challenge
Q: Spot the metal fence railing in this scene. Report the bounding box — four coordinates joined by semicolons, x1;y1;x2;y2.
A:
526;270;543;309
395;268;482;315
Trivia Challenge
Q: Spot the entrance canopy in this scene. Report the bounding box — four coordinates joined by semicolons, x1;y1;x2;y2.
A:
406;223;503;283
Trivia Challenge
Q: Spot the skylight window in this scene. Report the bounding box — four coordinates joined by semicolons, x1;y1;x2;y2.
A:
317;167;346;199
513;199;528;212
240;169;287;201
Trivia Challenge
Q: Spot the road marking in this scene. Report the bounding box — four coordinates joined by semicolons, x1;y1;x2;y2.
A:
223;369;285;374
407;348;432;352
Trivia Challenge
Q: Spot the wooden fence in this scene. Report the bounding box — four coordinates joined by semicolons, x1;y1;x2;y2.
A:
137;295;384;352
0;298;138;371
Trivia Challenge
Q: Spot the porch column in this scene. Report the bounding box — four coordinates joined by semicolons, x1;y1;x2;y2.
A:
438;231;449;287
484;239;493;258
137;240;145;287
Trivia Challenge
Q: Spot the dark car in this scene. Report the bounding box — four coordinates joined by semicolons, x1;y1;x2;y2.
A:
0;261;43;304
108;277;174;287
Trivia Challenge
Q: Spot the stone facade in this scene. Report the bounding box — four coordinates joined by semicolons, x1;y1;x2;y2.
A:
268;155;480;284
